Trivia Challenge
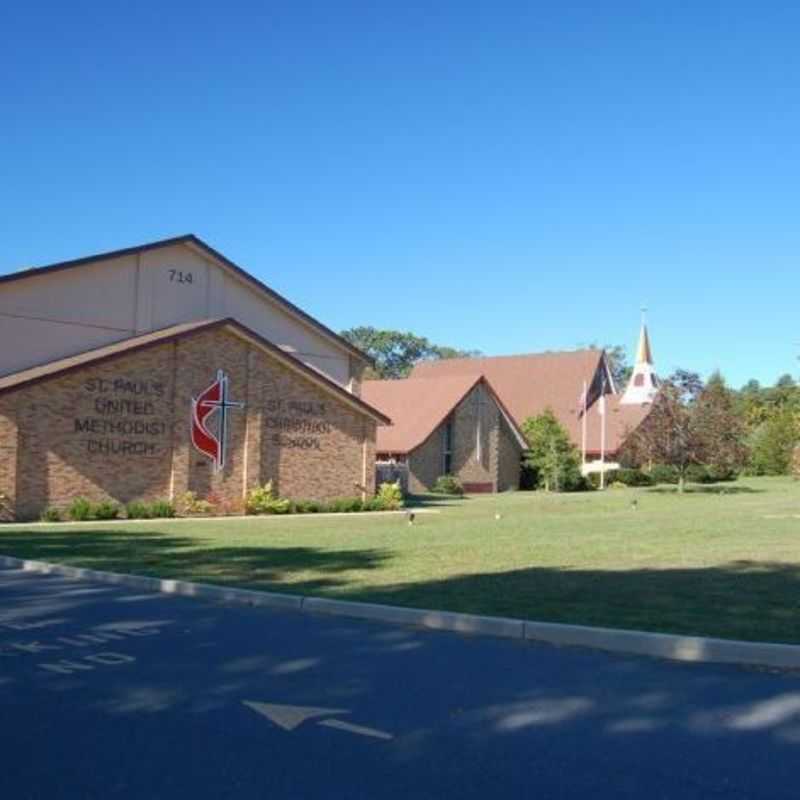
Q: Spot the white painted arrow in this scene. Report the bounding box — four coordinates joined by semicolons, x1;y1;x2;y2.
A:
242;701;348;731
242;700;394;740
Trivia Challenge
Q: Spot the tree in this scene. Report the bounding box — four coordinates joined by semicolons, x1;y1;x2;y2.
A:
340;326;480;379
732;373;800;473
521;409;582;492
625;374;747;492
691;373;749;475
666;369;705;404
604;344;632;388
748;409;799;475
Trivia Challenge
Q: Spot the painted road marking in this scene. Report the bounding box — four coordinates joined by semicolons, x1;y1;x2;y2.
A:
242;701;348;731
243;701;394;740
318;718;394;740
38;652;137;674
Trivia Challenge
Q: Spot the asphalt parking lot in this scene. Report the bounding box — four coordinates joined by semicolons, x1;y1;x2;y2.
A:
2;564;799;799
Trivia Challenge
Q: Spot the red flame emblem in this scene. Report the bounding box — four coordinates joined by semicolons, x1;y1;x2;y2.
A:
191;370;244;471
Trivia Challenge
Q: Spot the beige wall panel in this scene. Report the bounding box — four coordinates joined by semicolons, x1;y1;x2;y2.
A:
220;272;350;386
1;243;354;388
0;255;138;376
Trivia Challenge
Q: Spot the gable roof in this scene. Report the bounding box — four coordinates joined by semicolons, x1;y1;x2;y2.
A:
362;374;527;454
0;234;371;366
411;349;607;419
0;317;390;425
410;350;648;454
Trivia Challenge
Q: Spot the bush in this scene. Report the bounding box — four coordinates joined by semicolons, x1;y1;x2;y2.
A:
375;481;404;510
149;500;176;518
246;482;291;515
433;475;464;496
68;497;94;521
705;465;739;483
40;507;61;522
125;501;151;520
684;464;739;484
291;499;319;514
93;501;120;520
586;471;615;490
614;468;654;487
329;497;364;513
0;491;11;521
648;464;680;485
179;491;215;516
685;464;713;484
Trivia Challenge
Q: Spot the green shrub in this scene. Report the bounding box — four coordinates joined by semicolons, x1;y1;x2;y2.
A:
375;481;404;510
433;475;464;495
586;471;615;490
362;496;384;511
648;464;680;485
179;491;215;516
68;497;93;521
0;491;11;521
125;501;152;520
684;464;711;484
706;465;739;483
614;468;654;487
329;497;364;513
149;500;176;518
40;507;61;522
246;482;291;515
293;499;322;514
93;501;120;520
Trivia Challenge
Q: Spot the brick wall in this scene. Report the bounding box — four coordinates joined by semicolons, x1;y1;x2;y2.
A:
0;327;377;520
407;382;522;493
496;416;523;491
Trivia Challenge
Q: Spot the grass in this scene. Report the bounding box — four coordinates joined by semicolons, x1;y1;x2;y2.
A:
2;476;800;644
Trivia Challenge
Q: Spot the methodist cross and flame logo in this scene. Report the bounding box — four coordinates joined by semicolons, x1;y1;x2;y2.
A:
190;370;244;471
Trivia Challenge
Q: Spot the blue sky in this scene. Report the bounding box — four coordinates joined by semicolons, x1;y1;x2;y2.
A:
2;1;798;388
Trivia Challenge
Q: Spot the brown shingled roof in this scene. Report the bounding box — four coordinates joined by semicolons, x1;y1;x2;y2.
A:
411;350;650;454
0;318;390;425
362;374;526;454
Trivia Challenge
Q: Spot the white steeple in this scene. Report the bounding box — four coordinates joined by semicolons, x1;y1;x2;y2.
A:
621;310;659;406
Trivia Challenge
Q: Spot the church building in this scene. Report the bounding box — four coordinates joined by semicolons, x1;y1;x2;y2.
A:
362;374;527;494
0;236;389;520
409;321;660;479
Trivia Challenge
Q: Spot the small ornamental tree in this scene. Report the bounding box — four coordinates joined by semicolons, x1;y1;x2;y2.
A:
626;373;747;492
521;409;582;492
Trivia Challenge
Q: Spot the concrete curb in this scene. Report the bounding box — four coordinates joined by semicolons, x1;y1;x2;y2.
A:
303;596;525;639
0;556;302;612
2;554;799;670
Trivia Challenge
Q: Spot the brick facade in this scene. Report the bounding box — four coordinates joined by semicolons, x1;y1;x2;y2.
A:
406;383;522;494
0;327;378;520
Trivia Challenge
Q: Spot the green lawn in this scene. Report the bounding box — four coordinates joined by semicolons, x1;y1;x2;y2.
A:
2;477;800;644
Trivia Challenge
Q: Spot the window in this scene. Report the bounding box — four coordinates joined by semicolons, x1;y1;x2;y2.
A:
442;417;454;475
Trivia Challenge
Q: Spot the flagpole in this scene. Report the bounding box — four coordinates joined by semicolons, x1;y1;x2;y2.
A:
600;392;607;490
581;379;587;471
